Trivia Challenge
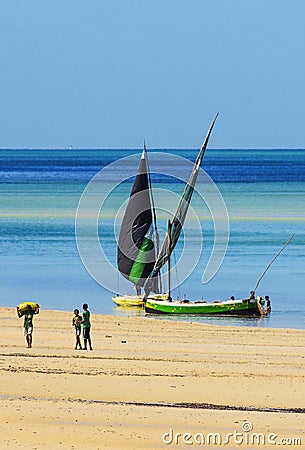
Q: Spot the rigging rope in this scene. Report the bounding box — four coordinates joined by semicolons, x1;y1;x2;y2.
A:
173;250;181;299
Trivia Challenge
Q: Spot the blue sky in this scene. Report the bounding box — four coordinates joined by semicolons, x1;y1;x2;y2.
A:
0;0;304;148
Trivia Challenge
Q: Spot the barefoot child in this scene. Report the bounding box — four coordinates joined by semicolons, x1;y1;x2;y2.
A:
72;309;82;350
82;303;93;350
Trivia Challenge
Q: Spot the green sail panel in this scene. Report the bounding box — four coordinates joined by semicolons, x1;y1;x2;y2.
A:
117;150;157;288
129;232;154;284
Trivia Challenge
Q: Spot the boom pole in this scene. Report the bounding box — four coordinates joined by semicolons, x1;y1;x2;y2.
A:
253;234;295;293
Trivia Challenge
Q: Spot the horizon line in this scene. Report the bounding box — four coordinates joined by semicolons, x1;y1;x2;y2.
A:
0;147;305;151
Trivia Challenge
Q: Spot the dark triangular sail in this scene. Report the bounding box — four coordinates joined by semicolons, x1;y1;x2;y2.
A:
118;148;157;290
144;114;218;296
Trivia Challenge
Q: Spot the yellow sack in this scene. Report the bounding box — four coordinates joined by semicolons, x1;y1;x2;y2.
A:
17;301;40;315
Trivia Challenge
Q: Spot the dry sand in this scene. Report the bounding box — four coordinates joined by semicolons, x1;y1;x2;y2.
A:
0;307;304;449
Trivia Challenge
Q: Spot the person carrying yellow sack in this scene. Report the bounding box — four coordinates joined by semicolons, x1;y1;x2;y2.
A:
17;303;40;348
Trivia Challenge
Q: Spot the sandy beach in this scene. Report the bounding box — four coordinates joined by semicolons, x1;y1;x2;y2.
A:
1;307;304;449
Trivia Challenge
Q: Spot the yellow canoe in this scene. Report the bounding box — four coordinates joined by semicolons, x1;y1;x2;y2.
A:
112;295;143;307
112;293;169;307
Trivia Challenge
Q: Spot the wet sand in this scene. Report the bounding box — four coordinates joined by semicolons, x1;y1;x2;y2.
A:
1;307;304;449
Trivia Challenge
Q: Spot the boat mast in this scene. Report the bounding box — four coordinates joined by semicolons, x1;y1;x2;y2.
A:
145;141;162;293
253;234;295;293
167;220;172;299
143;114;219;297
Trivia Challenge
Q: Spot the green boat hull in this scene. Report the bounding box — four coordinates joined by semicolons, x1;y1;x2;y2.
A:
145;298;260;315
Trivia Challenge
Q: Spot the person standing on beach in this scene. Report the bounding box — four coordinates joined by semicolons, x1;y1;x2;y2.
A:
82;303;93;350
17;304;39;348
72;309;82;350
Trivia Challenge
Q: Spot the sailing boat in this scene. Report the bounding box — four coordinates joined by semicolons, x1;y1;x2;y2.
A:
145;219;260;315
112;144;167;307
144;115;290;316
144;233;293;315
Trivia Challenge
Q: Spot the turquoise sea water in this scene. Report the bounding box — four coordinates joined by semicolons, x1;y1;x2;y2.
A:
1;149;304;329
